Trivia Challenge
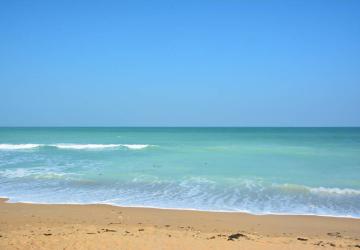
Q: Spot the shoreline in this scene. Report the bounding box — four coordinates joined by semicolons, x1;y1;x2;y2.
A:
1;198;360;249
2;196;359;220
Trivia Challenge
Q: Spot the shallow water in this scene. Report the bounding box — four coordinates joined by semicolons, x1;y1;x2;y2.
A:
0;127;359;217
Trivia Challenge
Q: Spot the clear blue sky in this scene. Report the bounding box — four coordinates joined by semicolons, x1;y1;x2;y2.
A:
1;0;359;126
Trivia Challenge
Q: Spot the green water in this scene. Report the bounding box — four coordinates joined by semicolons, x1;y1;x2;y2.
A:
0;127;359;217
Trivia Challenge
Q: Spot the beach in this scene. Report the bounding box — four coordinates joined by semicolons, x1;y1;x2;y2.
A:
2;0;360;248
1;198;359;249
1;128;360;249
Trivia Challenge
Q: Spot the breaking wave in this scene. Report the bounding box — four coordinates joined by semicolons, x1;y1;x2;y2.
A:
1;171;359;217
0;144;41;150
0;143;154;150
51;144;121;149
120;144;152;150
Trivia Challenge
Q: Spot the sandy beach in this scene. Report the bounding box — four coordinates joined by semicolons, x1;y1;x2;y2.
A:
2;0;360;248
0;198;359;249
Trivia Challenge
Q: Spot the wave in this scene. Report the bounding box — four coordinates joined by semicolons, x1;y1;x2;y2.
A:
120;144;152;150
0;143;154;150
0;168;75;180
0;144;41;150
51;144;121;149
275;183;360;195
0;173;359;217
52;144;153;150
309;187;360;195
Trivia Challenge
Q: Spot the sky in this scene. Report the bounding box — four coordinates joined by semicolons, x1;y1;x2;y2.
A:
0;0;359;127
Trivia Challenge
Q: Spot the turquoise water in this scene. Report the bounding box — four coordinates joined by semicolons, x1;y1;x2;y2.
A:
0;127;360;217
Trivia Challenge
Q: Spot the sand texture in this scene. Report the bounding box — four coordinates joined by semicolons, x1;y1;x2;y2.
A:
0;198;359;249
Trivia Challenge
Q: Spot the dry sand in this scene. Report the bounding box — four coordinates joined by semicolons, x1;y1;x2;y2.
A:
0;198;359;249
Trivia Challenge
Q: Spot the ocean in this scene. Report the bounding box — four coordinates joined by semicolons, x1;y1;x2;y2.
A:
0;127;359;218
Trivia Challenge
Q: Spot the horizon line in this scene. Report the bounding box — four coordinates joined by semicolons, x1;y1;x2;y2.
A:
1;126;359;128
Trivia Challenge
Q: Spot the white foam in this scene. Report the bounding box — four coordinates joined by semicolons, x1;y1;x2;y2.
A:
0;168;34;178
275;183;360;195
52;144;121;149
0;144;41;150
309;187;360;195
120;144;152;150
0;167;77;180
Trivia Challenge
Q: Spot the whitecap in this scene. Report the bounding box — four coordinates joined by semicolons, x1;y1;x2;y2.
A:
309;187;360;195
275;183;360;195
0;144;42;150
0;167;77;180
120;144;152;150
0;168;34;178
51;144;121;149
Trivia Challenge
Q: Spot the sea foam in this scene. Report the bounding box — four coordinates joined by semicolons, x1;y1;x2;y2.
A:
120;144;152;150
0;144;41;150
0;168;66;179
51;144;121;149
0;143;153;150
309;187;360;195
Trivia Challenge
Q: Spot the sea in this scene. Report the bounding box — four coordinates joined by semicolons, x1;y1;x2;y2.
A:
0;127;359;218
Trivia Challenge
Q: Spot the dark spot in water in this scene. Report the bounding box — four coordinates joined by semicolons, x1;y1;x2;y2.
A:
138;229;144;232
44;233;52;236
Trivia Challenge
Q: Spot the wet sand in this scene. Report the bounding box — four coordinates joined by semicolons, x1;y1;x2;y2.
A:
0;198;359;249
